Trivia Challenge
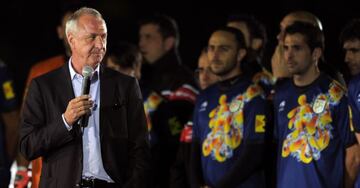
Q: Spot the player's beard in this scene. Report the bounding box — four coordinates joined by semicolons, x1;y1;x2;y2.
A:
211;59;238;77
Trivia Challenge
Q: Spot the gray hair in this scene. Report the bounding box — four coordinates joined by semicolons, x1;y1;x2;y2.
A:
65;7;105;36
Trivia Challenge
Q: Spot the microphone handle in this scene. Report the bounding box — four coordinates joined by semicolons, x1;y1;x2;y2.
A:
78;76;91;127
79;114;90;128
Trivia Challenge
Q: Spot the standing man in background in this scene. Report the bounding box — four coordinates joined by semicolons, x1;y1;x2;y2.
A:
138;14;198;188
340;18;360;188
170;48;219;188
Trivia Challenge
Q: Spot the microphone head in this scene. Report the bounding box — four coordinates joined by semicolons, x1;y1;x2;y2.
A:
82;65;94;78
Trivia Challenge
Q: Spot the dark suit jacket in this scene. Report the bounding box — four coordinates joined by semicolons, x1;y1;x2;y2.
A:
19;64;150;188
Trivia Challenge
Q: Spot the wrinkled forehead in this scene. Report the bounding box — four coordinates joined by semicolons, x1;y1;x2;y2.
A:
78;14;107;33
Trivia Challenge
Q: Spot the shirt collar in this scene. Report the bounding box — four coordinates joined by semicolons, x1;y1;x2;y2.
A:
68;58;100;80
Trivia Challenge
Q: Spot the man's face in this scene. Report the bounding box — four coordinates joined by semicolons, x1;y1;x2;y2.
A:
197;53;219;90
343;39;360;76
283;33;314;76
68;15;107;68
207;31;240;77
138;24;168;64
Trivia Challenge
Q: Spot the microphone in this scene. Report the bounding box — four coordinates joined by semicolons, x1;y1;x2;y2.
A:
78;65;94;128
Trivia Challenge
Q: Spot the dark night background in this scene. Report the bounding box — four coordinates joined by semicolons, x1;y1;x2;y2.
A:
0;0;358;101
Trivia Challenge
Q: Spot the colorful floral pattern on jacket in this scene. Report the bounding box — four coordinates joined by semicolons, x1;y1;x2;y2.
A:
282;82;344;163
202;84;262;162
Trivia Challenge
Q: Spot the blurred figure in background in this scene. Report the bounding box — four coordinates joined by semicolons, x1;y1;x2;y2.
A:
0;59;20;188
106;42;142;80
227;14;275;98
340;18;360;188
138;14;198;188
170;48;219;188
195;48;220;90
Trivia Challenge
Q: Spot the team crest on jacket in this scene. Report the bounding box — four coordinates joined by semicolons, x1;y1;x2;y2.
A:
229;99;243;112
312;95;327;114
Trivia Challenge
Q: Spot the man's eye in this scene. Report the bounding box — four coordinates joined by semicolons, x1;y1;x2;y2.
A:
219;47;229;52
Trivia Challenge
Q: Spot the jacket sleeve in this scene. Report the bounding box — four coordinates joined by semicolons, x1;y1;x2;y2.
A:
214;141;265;188
19;79;79;161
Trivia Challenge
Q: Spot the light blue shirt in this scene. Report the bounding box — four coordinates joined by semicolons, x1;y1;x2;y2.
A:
62;59;113;182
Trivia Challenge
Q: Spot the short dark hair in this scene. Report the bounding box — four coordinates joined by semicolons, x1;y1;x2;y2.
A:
139;14;179;46
212;26;247;50
284;21;324;52
340;19;360;45
107;42;140;69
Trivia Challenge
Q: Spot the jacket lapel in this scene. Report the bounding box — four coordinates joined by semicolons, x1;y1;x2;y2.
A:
99;65;116;140
58;64;75;110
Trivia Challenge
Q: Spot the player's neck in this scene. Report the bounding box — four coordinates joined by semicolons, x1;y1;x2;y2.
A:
219;67;241;81
293;66;320;87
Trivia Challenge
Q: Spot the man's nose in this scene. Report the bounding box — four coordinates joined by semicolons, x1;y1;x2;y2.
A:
95;36;106;49
345;51;352;63
284;49;293;61
139;38;146;49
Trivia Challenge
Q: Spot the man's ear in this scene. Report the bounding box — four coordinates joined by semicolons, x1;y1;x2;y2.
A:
237;48;247;62
312;47;322;63
164;37;175;51
67;33;75;49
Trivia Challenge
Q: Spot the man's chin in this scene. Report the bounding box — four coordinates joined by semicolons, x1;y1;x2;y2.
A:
286;68;296;75
87;60;102;68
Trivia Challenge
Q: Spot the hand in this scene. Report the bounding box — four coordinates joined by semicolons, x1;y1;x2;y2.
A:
271;45;290;78
64;95;93;126
14;167;30;188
